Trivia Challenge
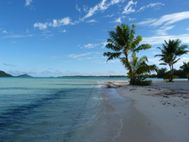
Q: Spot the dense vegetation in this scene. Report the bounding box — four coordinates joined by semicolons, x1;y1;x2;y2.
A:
153;64;189;81
180;62;189;80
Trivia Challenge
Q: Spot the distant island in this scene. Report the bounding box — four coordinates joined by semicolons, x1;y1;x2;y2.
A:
0;70;12;77
16;74;32;78
58;75;127;78
0;71;32;78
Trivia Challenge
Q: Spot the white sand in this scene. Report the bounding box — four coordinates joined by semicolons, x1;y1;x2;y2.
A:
116;81;189;142
151;80;189;92
70;80;189;142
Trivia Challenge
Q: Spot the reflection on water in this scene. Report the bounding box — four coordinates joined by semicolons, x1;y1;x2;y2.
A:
0;78;103;142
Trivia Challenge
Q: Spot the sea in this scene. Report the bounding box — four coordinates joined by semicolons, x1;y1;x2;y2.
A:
0;77;127;142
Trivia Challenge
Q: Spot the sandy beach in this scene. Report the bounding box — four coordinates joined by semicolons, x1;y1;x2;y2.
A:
112;80;189;142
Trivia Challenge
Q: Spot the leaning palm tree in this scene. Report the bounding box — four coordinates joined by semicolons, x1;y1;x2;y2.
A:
180;62;189;80
103;24;155;85
155;39;188;82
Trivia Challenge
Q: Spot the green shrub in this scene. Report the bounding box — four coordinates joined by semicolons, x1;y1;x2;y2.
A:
130;79;152;86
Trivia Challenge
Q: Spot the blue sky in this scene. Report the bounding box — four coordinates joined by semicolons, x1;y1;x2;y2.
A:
0;0;189;77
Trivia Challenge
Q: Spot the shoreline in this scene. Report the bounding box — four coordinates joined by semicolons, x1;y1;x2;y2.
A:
68;80;189;142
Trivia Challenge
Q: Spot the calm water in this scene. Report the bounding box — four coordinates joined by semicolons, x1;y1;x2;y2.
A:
0;77;126;142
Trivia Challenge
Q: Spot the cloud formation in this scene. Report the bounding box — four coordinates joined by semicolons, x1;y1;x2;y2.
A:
34;17;72;30
138;11;189;35
83;43;98;49
138;2;164;12
69;52;92;59
115;17;122;23
25;0;32;7
82;0;122;20
122;0;137;15
139;11;189;27
2;33;33;39
143;34;189;45
82;41;106;49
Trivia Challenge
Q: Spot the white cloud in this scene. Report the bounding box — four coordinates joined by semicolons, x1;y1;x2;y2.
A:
0;30;33;39
68;52;107;65
139;11;189;27
34;17;72;30
122;0;137;15
83;43;97;49
128;18;136;21
105;14;114;18
153;11;189;26
186;28;189;31
178;57;189;66
2;63;16;67
69;52;92;59
122;2;164;15
156;25;175;35
2;30;8;34
86;19;97;23
61;29;67;33
82;0;122;20
75;4;81;13
50;17;72;27
143;34;189;45
148;57;161;65
138;2;164;12
111;0;121;5
101;41;108;47
83;41;106;49
115;17;122;23
137;18;156;25
25;0;32;7
138;11;189;35
34;22;48;30
2;34;33;39
82;0;107;20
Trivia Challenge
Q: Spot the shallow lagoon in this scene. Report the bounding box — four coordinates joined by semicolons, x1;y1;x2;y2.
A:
0;77;126;142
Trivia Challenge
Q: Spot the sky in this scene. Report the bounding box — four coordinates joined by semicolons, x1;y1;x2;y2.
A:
0;0;189;77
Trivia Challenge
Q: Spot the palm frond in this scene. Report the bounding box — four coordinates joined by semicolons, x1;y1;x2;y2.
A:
134;44;151;52
103;52;121;61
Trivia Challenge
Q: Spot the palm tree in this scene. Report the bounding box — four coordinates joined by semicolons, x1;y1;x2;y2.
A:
155;39;188;82
128;52;157;85
180;62;189;80
103;24;156;85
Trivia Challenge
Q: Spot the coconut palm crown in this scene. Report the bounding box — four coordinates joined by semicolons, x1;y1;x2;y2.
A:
155;39;188;82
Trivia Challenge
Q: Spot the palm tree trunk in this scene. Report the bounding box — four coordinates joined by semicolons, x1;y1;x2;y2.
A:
125;51;134;85
169;64;174;82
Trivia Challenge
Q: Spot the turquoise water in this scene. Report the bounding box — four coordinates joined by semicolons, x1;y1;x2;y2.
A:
0;77;126;142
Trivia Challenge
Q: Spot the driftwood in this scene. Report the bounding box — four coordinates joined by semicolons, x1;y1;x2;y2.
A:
106;82;122;88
